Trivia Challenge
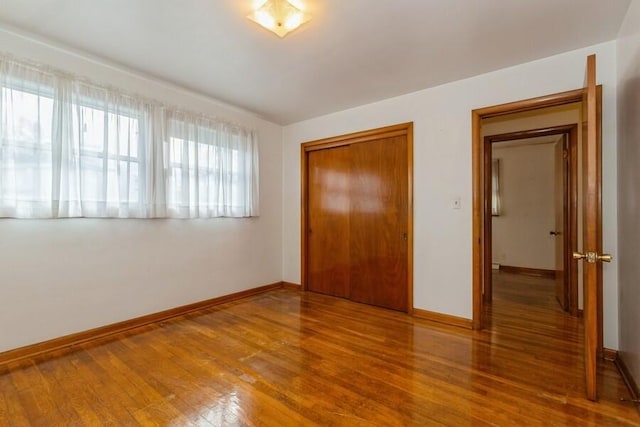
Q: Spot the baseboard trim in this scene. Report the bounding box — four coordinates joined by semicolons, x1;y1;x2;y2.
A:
614;354;640;414
412;308;473;330
499;265;556;279
282;281;302;290
603;348;618;361
0;281;284;367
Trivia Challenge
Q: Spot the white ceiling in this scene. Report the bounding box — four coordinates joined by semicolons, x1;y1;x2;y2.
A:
0;0;631;124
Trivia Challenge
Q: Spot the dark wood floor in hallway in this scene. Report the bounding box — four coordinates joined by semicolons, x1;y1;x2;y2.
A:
1;273;638;426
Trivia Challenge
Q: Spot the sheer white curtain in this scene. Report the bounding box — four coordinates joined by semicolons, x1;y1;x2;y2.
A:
0;54;259;219
57;82;154;218
165;112;259;218
0;58;155;218
0;60;56;218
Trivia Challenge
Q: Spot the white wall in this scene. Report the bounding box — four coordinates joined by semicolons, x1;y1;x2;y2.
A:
492;142;557;270
282;41;619;348
616;0;640;393
0;27;283;353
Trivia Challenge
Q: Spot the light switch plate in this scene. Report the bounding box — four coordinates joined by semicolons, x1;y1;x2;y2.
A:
453;197;461;209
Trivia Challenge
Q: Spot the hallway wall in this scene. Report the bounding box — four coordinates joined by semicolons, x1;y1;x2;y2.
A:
492;142;557;271
616;0;640;396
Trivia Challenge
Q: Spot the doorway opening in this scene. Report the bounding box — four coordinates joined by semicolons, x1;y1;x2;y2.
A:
473;56;606;401
483;120;579;317
471;87;602;341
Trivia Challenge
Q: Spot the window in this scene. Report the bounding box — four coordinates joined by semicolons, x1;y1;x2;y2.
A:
491;158;501;216
0;55;259;219
165;115;259;218
0;71;55;218
66;87;148;217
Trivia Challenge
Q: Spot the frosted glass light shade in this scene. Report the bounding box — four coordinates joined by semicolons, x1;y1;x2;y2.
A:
248;0;311;37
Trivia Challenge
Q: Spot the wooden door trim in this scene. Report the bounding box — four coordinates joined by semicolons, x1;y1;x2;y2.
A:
474;88;584;119
482;124;579;313
569;125;580;317
472;88;601;330
300;122;414;313
302;128;410;152
583;55;598;400
596;85;604;353
483;138;492;304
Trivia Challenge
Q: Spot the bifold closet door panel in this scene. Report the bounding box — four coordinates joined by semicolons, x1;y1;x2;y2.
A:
349;136;408;311
307;146;351;298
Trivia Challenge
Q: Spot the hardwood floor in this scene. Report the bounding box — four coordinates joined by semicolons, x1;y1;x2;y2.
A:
1;273;638;426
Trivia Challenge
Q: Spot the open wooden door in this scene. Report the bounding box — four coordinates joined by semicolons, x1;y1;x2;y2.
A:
573;54;610;401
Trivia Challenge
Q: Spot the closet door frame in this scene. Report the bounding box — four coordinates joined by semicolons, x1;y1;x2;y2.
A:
300;122;414;313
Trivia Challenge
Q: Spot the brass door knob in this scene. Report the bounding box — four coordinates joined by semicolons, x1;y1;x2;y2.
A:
597;253;613;263
573;251;613;263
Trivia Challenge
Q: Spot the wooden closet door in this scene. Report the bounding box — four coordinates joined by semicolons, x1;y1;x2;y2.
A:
349;136;408;311
307;146;351;298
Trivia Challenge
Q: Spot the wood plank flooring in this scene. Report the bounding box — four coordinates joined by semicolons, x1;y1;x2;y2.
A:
1;273;638;426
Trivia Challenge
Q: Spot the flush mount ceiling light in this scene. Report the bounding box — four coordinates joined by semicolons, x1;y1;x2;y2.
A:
247;0;311;38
